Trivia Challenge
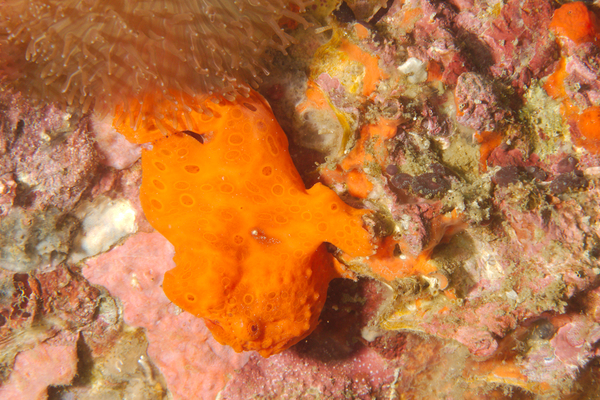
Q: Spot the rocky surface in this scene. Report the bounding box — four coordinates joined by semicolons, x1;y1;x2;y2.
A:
1;0;600;399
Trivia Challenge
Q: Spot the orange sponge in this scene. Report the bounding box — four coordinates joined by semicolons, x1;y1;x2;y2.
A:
575;106;600;154
138;91;374;356
549;2;599;44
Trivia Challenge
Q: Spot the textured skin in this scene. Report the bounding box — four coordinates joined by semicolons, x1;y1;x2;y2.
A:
138;92;373;356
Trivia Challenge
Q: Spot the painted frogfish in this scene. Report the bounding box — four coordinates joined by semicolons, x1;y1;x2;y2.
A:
115;91;374;356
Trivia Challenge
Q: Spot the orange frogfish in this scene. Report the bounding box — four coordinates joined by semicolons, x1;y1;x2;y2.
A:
116;91;374;356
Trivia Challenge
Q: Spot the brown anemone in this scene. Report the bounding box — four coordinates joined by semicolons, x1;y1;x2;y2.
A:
0;0;309;129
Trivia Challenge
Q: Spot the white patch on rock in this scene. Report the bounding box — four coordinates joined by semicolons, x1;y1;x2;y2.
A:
361;325;384;342
398;57;428;84
69;196;137;263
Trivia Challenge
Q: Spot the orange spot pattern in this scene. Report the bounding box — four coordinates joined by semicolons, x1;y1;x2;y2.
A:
132;91;374;357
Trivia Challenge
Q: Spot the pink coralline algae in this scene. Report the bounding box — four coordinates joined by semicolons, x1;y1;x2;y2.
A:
520;315;600;383
453;326;499;358
0;334;78;400
82;232;250;400
551;317;600;375
396;0;558;90
221;346;395;398
564;45;600;110
454;0;558;89
90;115;141;170
455;72;511;132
